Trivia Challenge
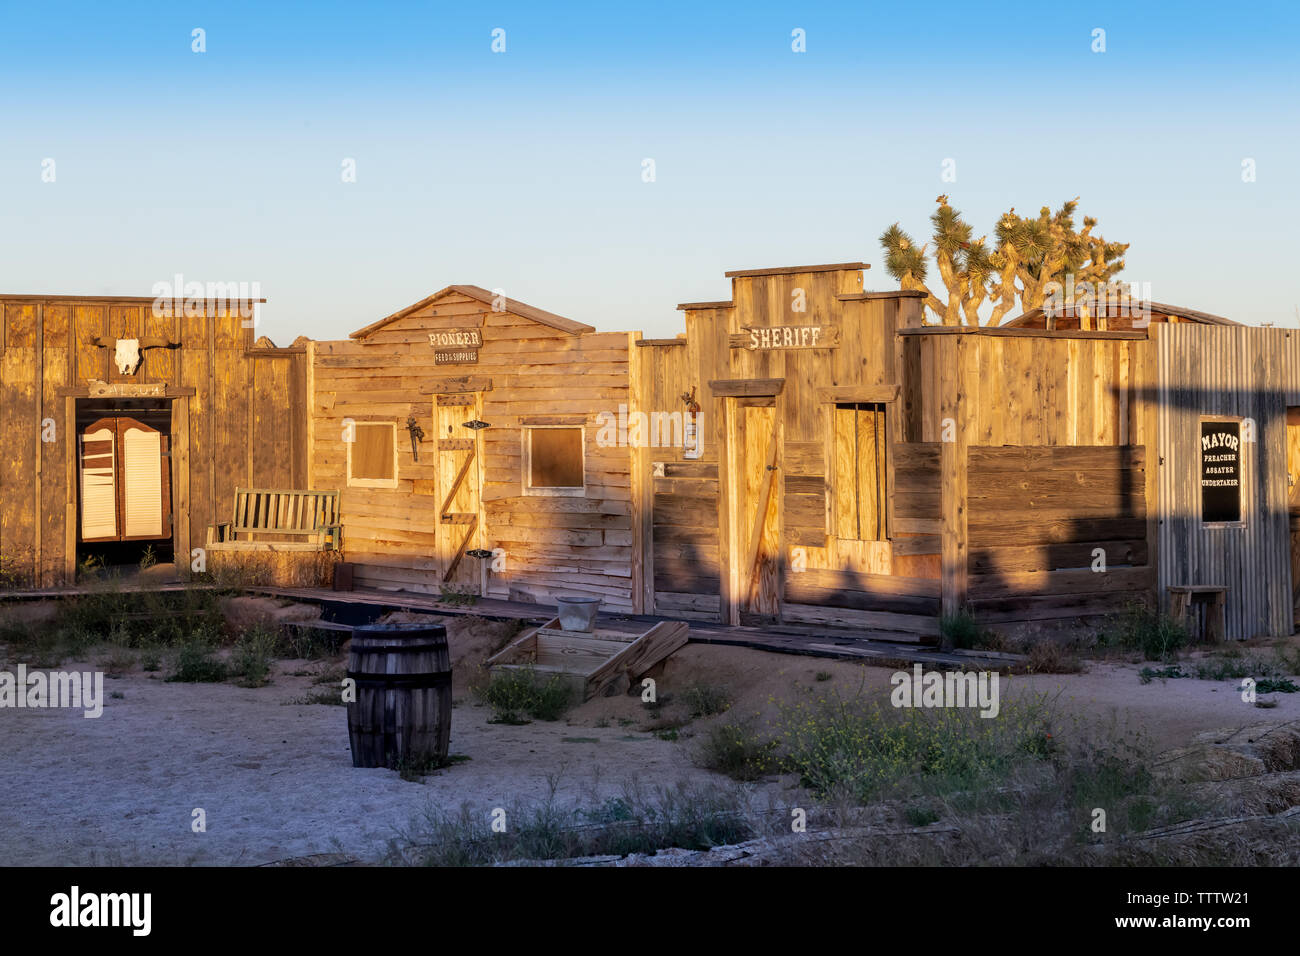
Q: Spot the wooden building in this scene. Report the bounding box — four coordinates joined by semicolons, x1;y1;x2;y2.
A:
637;263;1178;637
1152;323;1300;638
1006;299;1240;331
6;273;1288;644
0;294;306;586
308;285;647;610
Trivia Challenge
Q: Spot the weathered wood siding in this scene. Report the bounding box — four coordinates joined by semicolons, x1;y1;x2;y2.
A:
311;292;639;609
1154;324;1292;638
638;269;932;624
965;445;1152;624
0;296;304;586
904;329;1144;446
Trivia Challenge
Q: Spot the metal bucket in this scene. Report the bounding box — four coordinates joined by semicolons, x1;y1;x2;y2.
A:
555;596;601;632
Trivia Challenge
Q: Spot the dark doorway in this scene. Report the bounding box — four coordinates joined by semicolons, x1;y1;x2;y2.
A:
75;398;175;573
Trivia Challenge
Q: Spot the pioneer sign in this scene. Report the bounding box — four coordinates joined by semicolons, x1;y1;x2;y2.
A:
728;325;840;351
1200;421;1242;523
428;328;483;349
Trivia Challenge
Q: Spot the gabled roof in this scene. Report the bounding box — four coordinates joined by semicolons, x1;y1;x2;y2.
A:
1006;300;1239;328
350;284;594;339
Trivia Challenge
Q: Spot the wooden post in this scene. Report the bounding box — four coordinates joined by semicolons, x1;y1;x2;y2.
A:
305;340;316;491
940;336;969;619
940;439;968;618
64;395;77;583
723;397;741;626
34;304;44;585
173;397;190;573
1135;329;1159;615
628;331;651;615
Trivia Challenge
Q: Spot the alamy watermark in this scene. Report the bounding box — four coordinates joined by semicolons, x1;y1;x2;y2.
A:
1041;277;1153;327
50;886;150;936
595;403;703;456
890;664;999;718
0;665;104;718
150;273;260;326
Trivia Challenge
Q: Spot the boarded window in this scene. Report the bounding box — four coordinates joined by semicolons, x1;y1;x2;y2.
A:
833;403;887;541
527;427;584;492
348;422;397;487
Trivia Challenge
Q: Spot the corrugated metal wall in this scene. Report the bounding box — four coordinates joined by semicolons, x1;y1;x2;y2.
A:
1155;324;1295;638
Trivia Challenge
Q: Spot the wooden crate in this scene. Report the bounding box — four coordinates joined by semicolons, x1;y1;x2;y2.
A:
485;618;689;701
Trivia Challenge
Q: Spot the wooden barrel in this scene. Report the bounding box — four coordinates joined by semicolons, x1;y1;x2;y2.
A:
346;624;452;769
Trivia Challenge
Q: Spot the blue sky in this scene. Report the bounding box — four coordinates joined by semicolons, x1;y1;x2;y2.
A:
1;0;1297;341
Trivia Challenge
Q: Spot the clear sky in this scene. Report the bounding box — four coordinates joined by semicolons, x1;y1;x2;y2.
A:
2;0;1296;342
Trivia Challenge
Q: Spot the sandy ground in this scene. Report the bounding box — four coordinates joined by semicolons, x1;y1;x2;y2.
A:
2;600;1297;866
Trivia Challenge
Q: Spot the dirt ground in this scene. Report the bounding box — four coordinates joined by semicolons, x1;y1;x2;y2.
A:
2;600;1297;866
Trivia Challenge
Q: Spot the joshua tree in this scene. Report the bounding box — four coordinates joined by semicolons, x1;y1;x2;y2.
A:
880;196;1129;326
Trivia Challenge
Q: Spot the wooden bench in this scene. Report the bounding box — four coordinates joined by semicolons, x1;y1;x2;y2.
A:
206;488;342;551
1168;585;1227;642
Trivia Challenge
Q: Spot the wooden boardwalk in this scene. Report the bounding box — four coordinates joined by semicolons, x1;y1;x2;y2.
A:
252;585;1025;671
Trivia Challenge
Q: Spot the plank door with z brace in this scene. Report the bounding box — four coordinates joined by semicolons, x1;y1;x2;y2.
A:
727;400;781;624
435;392;485;593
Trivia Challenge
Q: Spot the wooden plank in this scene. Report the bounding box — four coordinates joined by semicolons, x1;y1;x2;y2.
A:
742;408;780;605
709;378;784;398
940;417;967;615
815;384;899;404
439;446;476;517
970;590;1153;624
780;603;937;640
967;516;1148;547
967;565;1153;600
969;539;1148;574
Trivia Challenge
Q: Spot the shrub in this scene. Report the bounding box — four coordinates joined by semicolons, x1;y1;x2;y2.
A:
438;585;478;607
681;682;732;718
940;610;981;650
1255;677;1300;694
1025;641;1083;674
1104;605;1188;661
773;691;1055;802
282;690;345;706
393;783;752;865
472;666;574;723
903;805;941;827
1193;652;1283;682
231;624;279;687
695;722;777;781
167;639;228;683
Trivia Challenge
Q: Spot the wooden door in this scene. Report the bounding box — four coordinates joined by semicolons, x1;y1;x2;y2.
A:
726;399;782;624
78;416;171;543
79;419;119;542
1287;409;1300;625
435;392;486;594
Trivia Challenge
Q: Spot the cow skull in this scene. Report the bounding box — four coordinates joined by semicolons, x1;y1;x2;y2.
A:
114;339;143;375
90;335;179;376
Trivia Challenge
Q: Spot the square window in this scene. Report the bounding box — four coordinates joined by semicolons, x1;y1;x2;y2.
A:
525;427;585;495
348;422;398;488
